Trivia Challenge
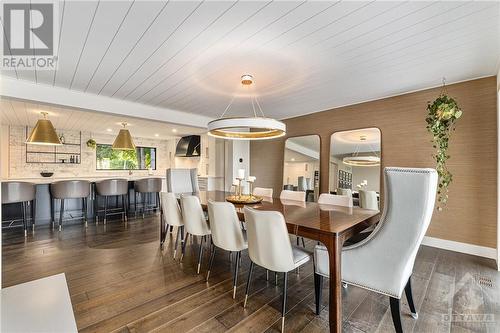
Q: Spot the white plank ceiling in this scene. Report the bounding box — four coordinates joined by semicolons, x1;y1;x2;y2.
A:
1;1;499;122
0;97;203;139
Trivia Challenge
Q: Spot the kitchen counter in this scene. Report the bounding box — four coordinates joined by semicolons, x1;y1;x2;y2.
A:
2;175;166;184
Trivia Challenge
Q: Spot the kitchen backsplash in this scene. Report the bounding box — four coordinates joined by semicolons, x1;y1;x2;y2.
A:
7;125;176;179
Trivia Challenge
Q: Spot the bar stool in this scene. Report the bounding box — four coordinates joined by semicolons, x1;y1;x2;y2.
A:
1;182;36;236
50;180;90;231
134;178;162;219
95;179;128;224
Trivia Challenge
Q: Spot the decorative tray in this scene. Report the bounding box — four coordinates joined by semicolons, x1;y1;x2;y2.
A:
225;195;263;204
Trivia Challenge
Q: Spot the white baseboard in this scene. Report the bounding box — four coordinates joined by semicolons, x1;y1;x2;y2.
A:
422;236;497;260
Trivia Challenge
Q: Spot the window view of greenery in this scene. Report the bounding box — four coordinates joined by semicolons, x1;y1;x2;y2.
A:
96;144;156;170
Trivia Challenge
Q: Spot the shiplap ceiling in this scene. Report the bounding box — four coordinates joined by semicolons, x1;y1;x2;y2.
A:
0;97;203;139
2;1;499;122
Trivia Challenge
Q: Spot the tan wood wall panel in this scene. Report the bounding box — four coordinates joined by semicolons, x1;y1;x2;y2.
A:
251;77;497;248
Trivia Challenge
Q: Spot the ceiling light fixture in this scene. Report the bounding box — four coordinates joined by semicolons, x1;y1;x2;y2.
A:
342;135;380;167
112;122;136;150
172;129;177;133
207;74;286;140
26;112;62;145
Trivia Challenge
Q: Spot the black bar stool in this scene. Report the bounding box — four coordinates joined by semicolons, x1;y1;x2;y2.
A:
50;180;90;231
1;182;36;236
95;179;128;224
134;178;162;219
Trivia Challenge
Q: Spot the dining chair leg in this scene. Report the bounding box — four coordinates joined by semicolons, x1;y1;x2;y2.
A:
232;251;241;299
206;246;216;282
243;261;254;308
134;192;138;219
173;226;181;259
142;193;146;219
22;201;27;237
180;232;189;261
275;272;278;285
31;199;36;232
124;194;128;222
59;199;65;231
389;297;403;333
50;198;55;229
281;272;288;333
405;276;418;319
314;273;323;315
197;236;204;274
266;270;269;281
301;237;306;248
104;196;108;224
83;197;88;227
94;194;99;224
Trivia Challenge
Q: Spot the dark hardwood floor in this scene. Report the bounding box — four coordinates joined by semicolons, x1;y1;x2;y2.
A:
2;215;499;333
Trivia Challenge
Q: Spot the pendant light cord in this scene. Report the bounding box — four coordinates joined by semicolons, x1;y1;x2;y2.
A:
219;95;236;119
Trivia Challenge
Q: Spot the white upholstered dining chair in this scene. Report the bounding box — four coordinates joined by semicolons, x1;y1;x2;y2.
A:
166;168;199;194
253;187;273;198
160;192;184;259
280;190;306;202
243;207;312;333
317;193;353;207
313;167;437;333
207;201;248;298
359;190;379;210
180;195;211;274
280;190;306;247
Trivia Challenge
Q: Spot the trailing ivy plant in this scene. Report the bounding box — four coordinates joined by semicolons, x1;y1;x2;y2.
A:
425;93;462;210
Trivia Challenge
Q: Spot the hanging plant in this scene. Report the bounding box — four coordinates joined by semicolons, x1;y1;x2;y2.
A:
425;79;462;210
86;138;97;150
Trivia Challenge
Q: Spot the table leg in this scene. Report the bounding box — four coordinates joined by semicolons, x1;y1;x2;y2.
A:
320;234;344;333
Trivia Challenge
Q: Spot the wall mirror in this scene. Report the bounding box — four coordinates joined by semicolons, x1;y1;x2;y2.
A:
329;128;381;209
283;135;320;202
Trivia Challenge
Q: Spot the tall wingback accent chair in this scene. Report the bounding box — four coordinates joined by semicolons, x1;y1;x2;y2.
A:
314;167;437;333
166;168;199;194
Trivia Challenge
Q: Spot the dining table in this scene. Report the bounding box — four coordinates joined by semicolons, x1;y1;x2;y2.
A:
160;190;380;333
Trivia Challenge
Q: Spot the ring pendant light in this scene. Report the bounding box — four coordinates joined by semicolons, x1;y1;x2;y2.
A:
207;74;286;140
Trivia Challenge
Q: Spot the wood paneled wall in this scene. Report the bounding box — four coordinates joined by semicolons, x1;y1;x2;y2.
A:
251;77;497;248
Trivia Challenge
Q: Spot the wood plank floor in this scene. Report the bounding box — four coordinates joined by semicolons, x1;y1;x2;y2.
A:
2;215;499;332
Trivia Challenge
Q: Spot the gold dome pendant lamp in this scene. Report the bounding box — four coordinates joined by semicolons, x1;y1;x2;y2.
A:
207;74;286;140
112;122;136;150
26;112;62;145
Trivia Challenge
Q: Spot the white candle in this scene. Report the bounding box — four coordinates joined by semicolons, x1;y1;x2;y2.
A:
237;169;245;179
248;176;256;182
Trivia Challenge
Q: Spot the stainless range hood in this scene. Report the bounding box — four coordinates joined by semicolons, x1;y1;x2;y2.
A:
175;135;201;157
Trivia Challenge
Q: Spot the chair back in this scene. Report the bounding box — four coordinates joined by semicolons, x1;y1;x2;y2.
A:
96;179;128;196
338;188;352;197
166;168;199;194
317;193;353;207
359;190;378;210
50;180;90;199
134;178;162;193
2;182;36;204
253;187;273;198
208;201;246;252
343;167;437;297
280;190;305;202
180;195;210;236
244;207;295;272
160;192;183;227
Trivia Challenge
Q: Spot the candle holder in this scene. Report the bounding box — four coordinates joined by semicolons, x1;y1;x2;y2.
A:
236;177;244;198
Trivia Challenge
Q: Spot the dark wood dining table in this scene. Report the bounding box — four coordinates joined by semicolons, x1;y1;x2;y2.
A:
161;191;380;333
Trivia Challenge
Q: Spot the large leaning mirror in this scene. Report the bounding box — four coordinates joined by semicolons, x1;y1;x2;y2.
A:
283;135;320;202
329;128;381;209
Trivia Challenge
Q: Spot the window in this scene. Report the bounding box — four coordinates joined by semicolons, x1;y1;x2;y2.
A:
96;144;156;170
